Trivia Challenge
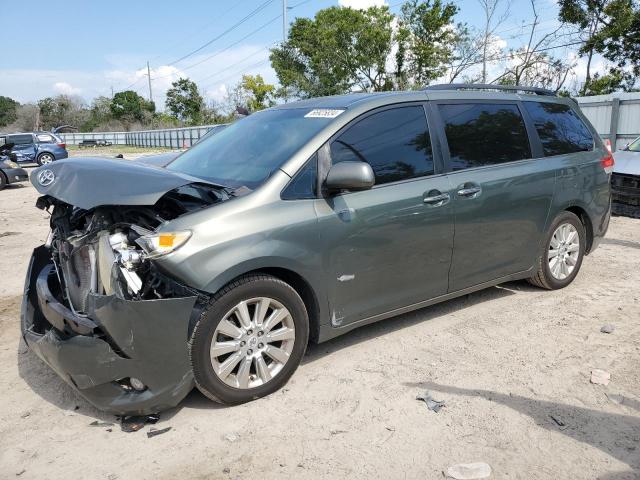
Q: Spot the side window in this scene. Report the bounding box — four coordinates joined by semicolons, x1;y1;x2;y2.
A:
330;106;434;185
282;155;317;200
439;103;531;170
36;134;55;143
8;134;34;145
523;101;594;156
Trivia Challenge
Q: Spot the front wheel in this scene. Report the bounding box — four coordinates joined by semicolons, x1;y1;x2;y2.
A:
37;153;54;166
528;211;586;289
189;274;309;404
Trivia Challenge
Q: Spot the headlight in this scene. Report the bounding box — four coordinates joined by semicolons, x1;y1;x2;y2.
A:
7;161;19;168
137;230;192;258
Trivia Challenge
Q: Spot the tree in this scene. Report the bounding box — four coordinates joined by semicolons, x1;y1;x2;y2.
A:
270;6;394;98
0;96;19;127
240;75;275;112
110;90;155;123
80;96;112;132
396;0;460;87
558;0;631;94
37;95;89;131
582;69;632;95
476;0;511;83
588;0;640;86
165;78;205;125
491;0;574;92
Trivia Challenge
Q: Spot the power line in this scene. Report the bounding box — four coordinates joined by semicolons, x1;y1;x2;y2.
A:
199;47;274;88
167;0;277;66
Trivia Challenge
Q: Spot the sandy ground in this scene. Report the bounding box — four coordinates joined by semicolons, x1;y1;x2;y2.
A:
0;161;638;480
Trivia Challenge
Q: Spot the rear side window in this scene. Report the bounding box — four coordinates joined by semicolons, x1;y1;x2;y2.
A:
439;103;531;170
330;106;434;185
523;102;593;156
8;134;33;145
36;134;55;143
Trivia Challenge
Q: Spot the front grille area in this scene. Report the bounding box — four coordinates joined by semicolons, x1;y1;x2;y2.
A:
60;244;97;313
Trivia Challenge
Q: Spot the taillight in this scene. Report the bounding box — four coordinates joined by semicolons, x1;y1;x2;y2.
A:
57;143;66;149
603;138;612;153
601;153;614;174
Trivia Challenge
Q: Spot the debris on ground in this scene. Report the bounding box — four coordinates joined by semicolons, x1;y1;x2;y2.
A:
0;231;20;238
119;414;159;433
446;462;492;479
600;324;615;334
606;393;625;405
591;369;611;386
223;433;240;443
89;421;114;427
20;411;30;419
549;415;568;429
16;469;26;476
416;391;445;412
147;427;172;438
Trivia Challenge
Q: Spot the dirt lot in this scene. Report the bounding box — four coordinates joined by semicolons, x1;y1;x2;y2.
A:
0;161;638;480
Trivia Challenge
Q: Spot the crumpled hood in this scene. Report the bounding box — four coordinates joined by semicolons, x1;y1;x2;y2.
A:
31;157;210;210
613;150;640;176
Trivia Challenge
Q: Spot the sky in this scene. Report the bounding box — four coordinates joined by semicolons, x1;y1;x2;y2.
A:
0;0;599;109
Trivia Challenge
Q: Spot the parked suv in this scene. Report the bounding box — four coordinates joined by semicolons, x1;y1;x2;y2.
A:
0;132;68;165
22;85;611;415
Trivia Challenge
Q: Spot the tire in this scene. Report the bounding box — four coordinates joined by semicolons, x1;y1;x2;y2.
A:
528;211;586;290
189;274;309;404
0;172;7;190
37;153;54;166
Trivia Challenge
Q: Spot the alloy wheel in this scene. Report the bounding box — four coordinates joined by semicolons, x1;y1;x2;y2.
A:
39;154;53;165
548;223;580;280
210;297;296;389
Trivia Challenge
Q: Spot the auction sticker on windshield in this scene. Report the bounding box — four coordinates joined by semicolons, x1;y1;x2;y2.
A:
304;109;345;118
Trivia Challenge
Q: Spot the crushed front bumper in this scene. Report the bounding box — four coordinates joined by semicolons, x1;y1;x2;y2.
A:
21;246;198;415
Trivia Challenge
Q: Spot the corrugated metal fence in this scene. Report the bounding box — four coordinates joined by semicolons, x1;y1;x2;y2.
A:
60;93;640;151
576;92;640;150
60;124;227;149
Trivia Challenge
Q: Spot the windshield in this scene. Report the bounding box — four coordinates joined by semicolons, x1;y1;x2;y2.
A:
167;108;336;189
627;137;640;152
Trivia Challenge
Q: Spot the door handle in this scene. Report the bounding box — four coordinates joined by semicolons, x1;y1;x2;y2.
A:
423;191;450;206
456;183;482;198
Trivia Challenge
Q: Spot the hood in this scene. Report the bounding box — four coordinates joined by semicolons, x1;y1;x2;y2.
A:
613;150;640;176
31;157;211;210
136;151;181;168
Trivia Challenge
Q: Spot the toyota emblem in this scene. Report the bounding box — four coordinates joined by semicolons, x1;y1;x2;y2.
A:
37;169;55;187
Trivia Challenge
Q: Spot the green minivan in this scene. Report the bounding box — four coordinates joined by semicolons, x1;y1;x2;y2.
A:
22;84;612;414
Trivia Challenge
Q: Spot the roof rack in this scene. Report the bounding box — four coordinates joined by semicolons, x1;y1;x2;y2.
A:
423;83;556;96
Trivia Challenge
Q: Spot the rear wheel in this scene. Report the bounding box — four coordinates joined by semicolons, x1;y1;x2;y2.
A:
528;211;585;289
0;171;7;190
189;274;309;404
37;153;54;166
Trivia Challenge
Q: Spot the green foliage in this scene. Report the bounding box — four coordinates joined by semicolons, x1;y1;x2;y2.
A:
165;78;205;125
38;95;89;130
270;5;394;98
110;90;155;122
582;69;631;95
240;74;275;112
397;0;460;87
0;96;20;127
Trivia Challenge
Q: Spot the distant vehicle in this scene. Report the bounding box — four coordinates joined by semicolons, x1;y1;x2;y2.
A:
0;144;29;189
137;124;228;168
0;132;68;166
78;139;113;148
612;135;640;217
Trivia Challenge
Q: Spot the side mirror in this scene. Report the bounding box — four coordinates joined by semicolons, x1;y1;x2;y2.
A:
325;161;375;192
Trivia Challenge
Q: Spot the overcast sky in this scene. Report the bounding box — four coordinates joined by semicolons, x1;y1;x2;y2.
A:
0;0;598;108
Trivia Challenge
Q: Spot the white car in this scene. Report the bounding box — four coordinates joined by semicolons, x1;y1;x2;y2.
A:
612;136;640;217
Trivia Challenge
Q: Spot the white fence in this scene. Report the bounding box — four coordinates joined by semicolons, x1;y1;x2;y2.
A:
576;92;640;150
60;124;226;149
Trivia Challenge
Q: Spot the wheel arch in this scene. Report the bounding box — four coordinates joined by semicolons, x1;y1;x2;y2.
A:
202;262;324;344
564;205;594;254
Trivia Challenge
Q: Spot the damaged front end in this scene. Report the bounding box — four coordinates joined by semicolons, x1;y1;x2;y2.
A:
21;161;229;414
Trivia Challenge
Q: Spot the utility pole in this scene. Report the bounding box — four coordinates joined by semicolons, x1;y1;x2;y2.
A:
146;61;153;104
110;86;114;98
283;0;287;41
